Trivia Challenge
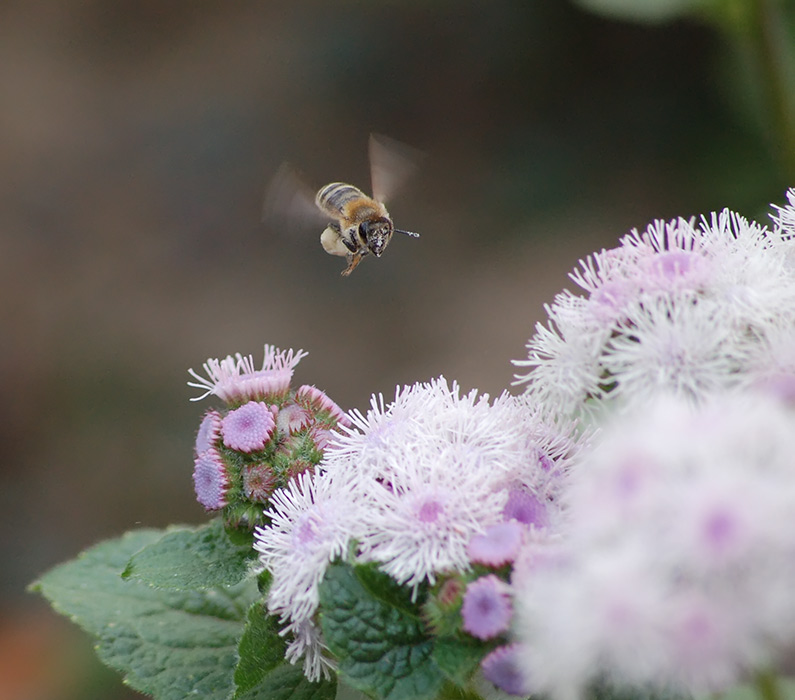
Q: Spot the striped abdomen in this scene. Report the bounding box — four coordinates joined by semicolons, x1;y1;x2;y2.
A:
315;182;387;224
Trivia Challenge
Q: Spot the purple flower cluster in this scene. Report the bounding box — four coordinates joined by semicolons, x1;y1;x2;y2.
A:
189;346;348;529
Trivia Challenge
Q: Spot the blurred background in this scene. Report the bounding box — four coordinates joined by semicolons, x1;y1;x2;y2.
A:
1;1;792;698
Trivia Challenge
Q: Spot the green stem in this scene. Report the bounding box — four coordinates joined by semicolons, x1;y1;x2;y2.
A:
749;0;795;183
754;669;782;700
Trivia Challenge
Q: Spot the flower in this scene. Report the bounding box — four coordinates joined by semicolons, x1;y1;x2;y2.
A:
514;195;795;418
282;618;335;682
194;410;222;455
192;447;230;510
254;470;361;626
502;488;549;528
468;521;524;566
602;296;741;404
187;345;307;404
295;385;349;427
515;391;795;697
481;644;530;697
329;377;536;485
275;403;313;434
356;457;509;587
222;401;276;453
242;463;277;502
461;574;513;640
310;377;583;588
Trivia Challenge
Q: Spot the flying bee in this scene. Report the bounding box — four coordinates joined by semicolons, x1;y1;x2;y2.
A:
264;134;422;276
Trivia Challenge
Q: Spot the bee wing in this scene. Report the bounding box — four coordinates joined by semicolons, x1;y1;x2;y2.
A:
368;133;424;204
261;162;328;233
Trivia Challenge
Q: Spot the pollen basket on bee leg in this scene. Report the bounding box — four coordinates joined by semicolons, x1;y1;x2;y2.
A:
320;225;351;257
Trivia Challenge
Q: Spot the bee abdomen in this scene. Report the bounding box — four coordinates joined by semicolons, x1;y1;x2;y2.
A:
315;182;366;216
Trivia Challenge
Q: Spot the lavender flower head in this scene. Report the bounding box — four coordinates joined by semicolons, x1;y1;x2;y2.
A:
187;346;348;530
514;190;795;418
322;378;582;587
192;447;230;510
187;344;307;404
253;375;585;677
221;401;275;452
461;574;513;640
481;644;531;697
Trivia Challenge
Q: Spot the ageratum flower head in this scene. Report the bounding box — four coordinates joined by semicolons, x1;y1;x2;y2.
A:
514;391;795;699
514;190;795;418
187;345;348;530
324;378;584;587
481;643;531;697
254;376;587;676
253;469;361;681
461;574;513;640
188;344;307;404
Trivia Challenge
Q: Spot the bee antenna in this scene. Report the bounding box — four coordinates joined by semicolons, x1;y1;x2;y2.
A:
395;229;420;238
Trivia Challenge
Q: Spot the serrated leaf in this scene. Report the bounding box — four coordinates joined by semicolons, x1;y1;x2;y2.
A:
336;682;372;700
233;600;337;700
319;562;443;700
354;562;419;613
234;601;288;694
432;637;485;688
123;518;256;590
235;663;336;700
31;528;259;700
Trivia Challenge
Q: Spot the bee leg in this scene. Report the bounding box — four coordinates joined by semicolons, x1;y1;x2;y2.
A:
341;252;364;276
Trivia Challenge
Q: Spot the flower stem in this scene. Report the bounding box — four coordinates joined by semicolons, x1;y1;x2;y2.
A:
754;669;782;700
748;0;795;182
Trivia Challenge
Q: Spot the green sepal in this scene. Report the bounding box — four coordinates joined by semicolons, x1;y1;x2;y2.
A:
122;518;256;590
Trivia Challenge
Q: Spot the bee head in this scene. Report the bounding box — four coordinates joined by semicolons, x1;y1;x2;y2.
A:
360;218;394;257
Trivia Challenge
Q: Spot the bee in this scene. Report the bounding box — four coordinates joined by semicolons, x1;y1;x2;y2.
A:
264;134;422;276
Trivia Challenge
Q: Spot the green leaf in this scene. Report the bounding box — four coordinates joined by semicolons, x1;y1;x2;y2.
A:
233;600;337;700
234;601;288;693
31;528;259;700
123;518;256;590
336;682;372;700
319;562;443;700
235;663;336;700
432;637;485;688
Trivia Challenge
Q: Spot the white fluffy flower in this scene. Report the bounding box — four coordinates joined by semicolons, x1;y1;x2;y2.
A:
281;618;335;682
354;450;510;587
515;192;795;418
253;470;360;626
254;376;587;678
515;391;795;698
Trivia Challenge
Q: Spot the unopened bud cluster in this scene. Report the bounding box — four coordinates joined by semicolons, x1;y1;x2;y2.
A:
188;346;348;531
